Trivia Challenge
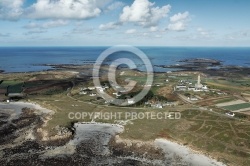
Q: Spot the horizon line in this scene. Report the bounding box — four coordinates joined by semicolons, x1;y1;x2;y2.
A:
1;46;250;48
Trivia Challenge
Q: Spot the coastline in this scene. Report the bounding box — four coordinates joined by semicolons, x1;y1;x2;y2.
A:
1;57;249;165
1;56;250;75
0;101;227;165
155;138;226;166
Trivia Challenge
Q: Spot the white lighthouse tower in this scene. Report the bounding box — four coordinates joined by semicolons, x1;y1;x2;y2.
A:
198;75;201;85
195;74;203;90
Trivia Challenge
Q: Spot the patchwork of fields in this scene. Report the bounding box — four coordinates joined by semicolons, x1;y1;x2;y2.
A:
216;99;250;115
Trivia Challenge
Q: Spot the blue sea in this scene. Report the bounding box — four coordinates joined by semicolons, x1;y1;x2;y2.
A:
0;47;250;73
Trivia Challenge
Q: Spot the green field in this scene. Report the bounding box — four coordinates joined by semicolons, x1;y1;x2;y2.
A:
27;93;250;166
206;78;250;92
0;80;23;93
2;69;250;165
223;103;250;111
0;80;23;88
214;97;235;104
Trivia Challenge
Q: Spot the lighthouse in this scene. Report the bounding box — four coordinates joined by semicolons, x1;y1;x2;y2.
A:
198;74;201;85
195;74;203;90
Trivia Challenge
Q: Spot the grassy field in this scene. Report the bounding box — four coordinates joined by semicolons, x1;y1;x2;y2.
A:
2;70;250;165
214;97;235;104
206;79;250;92
27;92;250;166
0;80;23;93
0;80;23;88
223;103;250;111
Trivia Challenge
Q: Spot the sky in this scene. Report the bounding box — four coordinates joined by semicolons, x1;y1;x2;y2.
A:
0;0;250;46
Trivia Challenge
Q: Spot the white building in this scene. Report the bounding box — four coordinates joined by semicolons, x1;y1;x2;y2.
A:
188;87;196;91
188;97;199;101
195;74;203;90
175;85;187;91
80;88;88;91
113;92;121;97
89;93;97;96
154;104;163;109
79;91;87;95
226;112;235;117
128;99;135;104
194;75;209;92
88;86;96;90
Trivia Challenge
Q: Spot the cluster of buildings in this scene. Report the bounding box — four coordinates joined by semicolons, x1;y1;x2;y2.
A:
145;101;178;109
175;75;209;92
79;85;109;97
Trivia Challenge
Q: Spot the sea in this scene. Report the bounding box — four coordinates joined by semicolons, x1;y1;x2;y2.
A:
0;47;250;73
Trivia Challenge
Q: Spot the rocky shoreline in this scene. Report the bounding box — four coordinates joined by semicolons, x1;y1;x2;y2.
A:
0;102;226;165
0;107;166;165
1;57;250;76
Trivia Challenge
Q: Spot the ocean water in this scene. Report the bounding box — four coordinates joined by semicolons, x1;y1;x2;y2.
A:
0;47;250;73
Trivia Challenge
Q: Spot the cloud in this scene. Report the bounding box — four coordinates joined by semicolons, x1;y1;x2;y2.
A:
0;0;113;20
120;0;171;27
149;26;158;32
23;22;39;29
170;11;189;22
72;27;94;34
173;27;214;41
0;33;10;37
168;22;186;31
154;34;162;38
0;0;24;20
197;27;212;38
123;30;164;39
42;20;68;28
168;11;190;31
24;20;68;29
99;22;121;31
225;30;250;40
106;1;125;11
125;29;137;34
26;0;111;19
63;22;95;35
24;30;47;35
